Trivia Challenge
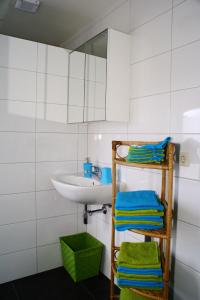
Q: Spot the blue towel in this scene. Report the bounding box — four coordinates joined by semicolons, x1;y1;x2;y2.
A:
132;137;171;151
115;216;162;221
115;224;163;231
117;267;162;276
117;279;164;288
115;190;164;211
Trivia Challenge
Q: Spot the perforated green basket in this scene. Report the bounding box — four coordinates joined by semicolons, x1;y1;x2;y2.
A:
60;232;103;282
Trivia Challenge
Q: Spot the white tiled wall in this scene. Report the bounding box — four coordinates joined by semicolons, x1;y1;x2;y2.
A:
62;0;200;298
0;34;87;284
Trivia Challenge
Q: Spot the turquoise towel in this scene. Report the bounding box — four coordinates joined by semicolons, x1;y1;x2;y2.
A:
117;278;164;289
117;267;162;276
115;190;164;211
115;216;162;221
130;137;171;151
115;224;163;231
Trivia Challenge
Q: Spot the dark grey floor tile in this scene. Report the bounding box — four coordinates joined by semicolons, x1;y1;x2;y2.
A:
0;282;18;300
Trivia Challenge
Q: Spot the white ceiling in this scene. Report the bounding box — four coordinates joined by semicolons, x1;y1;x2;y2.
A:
0;0;122;46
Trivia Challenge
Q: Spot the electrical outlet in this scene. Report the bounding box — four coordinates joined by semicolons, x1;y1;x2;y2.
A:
179;152;189;166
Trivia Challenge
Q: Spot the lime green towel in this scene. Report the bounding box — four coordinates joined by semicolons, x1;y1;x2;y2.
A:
120;288;149;300
117;273;162;281
118;242;160;268
115;210;164;217
115;220;163;226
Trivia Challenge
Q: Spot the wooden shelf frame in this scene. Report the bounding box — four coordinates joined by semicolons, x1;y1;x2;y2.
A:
110;140;175;300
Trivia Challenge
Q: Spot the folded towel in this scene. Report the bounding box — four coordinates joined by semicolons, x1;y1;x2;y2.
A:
117;267;162;276
118;242;160;267
117;274;163;282
115;220;163;225
115;224;163;231
130;137;171;151
115;210;164;216
115;191;164;211
115;216;163;221
117;278;164;289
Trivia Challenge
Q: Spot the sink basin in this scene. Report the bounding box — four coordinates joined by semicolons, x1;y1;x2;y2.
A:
51;174;113;205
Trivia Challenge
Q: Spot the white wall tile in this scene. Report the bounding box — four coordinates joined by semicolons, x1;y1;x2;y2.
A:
128;93;170;133
0;192;35;225
36;133;77;162
173;0;200;48
0;221;36;255
0;68;36;101
78;134;87;161
176;178;200;227
131;53;171;98
36;103;77;133
36;161;77;191
0;34;37;71
36;190;77;219
37;214;77;246
0;248;36;284
0;100;35;132
68;78;85;106
130;0;172;30
68;106;84;123
37;73;68;105
172;134;200;181
176;221;200;272
0;132;35;163
69;51;85;79
172;41;200;91
171;88;200;133
131;11;171;63
174;260;200;300
88;121;127;134
37;44;69;76
77;213;87;233
0;163;35;194
37;243;62;273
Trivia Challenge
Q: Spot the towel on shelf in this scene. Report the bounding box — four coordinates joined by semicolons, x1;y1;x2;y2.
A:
115;190;164;211
115;210;164;217
126;137;171;164
115;224;163;231
119;288;149;300
115;216;163;221
117;266;162;276
117;279;164;289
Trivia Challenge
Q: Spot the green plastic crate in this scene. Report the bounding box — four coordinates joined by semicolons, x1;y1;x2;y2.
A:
60;232;103;282
120;288;148;300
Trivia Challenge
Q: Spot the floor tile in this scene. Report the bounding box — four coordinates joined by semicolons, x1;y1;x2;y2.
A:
0;282;18;300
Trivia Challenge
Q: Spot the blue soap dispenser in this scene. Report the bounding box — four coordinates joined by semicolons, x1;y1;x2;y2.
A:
83;158;93;178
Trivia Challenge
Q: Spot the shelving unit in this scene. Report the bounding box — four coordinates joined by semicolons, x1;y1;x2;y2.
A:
110;141;175;300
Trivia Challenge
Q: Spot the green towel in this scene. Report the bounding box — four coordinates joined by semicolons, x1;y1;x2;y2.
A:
117;273;162;281
117;242;161;269
115;220;163;226
115;210;164;217
120;288;149;300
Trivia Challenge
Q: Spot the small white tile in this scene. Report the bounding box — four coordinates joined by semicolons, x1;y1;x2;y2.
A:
0;132;35;163
95;83;106;109
173;0;200;48
78;134;87;161
36;133;77;162
36;103;77;133
37;73;68;105
94;108;106;121
0;100;35;132
37;44;69;76
96;219;111;247
69;51;85;79
172;134;200;181
0;248;36;284
78;123;88;134
36;161;77;191
130;0;172;30
171;88;200;133
37;214;77;246
0;163;35;194
172;41;200;91
0;34;37;71
85;55;95;81
77;213;87;233
131;12;171;63
87;210;97;237
68;78;84;107
0;221;36;255
37;243;62;273
176;178;200;227
173;0;186;6
88;121;127;134
176;221;200;272
131;52;171;98
85;80;95;108
68;106;84;123
0;68;36;101
0;192;35;225
36;190;77;219
174;260;200;300
128;93;170;133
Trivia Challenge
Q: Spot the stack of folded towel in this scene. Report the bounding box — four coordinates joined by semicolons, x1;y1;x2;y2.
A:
117;242;163;290
115;190;164;231
126;137;170;164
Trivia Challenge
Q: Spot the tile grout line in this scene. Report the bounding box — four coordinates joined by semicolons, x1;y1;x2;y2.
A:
35;43;38;274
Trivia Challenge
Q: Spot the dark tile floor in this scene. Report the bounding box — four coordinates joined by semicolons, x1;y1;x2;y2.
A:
0;267;120;300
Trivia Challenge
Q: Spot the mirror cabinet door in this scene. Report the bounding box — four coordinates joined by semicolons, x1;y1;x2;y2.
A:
68;51;85;123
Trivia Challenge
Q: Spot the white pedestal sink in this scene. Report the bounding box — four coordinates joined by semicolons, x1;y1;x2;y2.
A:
51;174;114;205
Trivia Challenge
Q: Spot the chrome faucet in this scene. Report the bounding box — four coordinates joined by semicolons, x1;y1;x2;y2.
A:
92;166;101;180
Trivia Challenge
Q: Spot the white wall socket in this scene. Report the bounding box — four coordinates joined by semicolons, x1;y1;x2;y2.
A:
179;152;189;166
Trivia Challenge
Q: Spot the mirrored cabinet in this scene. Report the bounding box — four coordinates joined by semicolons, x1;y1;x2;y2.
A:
68;29;130;123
